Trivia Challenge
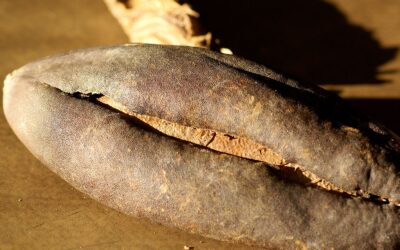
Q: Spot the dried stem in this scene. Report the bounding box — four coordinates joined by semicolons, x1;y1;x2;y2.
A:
103;0;211;47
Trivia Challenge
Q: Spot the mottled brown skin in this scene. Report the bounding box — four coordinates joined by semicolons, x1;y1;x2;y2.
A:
6;44;399;203
3;44;400;249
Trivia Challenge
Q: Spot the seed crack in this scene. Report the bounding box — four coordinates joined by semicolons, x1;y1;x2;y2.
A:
69;91;397;206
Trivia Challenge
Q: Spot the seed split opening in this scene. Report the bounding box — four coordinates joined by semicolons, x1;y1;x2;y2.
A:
67;90;395;206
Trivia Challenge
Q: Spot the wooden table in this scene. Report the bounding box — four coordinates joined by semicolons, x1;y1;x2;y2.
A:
1;1;399;249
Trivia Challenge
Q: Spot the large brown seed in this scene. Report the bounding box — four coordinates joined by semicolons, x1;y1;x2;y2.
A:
3;44;400;249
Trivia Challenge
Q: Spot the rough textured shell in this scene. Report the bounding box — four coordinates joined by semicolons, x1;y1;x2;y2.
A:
3;44;400;249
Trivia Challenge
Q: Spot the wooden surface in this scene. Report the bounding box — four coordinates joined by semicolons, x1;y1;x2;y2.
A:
0;0;399;249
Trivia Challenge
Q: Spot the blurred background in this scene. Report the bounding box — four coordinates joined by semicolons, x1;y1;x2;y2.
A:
0;0;399;249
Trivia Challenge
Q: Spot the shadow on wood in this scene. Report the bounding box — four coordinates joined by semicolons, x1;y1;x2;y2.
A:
186;0;398;85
